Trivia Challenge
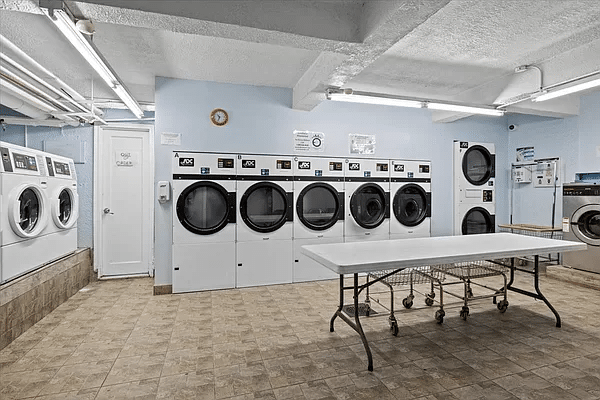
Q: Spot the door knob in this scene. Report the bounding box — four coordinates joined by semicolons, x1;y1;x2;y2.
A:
103;208;114;215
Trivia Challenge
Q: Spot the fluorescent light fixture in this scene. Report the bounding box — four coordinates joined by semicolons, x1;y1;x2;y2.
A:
426;102;505;116
45;8;144;118
533;76;600;102
327;90;423;108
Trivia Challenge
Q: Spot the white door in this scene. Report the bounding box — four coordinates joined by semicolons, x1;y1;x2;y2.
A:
94;124;154;277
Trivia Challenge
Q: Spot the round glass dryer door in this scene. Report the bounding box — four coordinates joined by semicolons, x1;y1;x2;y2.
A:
571;205;600;246
177;181;233;235
240;182;290;233
57;189;72;225
462;145;493;186
350;183;387;229
8;184;47;238
393;184;428;227
462;207;494;235
296;183;340;231
19;188;41;233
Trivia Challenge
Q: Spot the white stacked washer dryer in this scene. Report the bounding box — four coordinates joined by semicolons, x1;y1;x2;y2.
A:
0;142;49;283
344;158;390;242
172;152;237;293
293;156;344;282
236;154;294;287
453;141;496;235
41;151;79;263
390;159;431;239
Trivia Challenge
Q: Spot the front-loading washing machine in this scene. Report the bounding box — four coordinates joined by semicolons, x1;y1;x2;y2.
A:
293;156;344;282
390;159;431;239
40;151;79;263
172;152;237;293
563;183;600;274
236;154;294;287
0;142;50;283
344;158;390;242
453;141;496;235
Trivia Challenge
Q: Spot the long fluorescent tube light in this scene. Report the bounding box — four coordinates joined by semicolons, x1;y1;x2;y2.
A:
426;102;505;116
533;77;600;102
327;91;423;108
45;8;144;118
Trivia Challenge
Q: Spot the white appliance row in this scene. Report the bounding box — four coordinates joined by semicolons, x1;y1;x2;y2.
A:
0;141;79;284
172;152;432;293
453;141;496;236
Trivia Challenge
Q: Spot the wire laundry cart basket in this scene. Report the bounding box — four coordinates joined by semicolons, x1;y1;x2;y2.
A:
365;266;446;335
498;224;563;266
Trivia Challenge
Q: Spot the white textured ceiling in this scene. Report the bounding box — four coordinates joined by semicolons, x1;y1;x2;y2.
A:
1;0;600;122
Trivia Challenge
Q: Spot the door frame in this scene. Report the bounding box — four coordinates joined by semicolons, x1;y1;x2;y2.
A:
93;123;155;278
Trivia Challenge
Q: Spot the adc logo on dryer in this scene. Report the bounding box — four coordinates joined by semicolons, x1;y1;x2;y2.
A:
242;160;256;168
348;162;360;170
298;161;311;169
179;157;194;167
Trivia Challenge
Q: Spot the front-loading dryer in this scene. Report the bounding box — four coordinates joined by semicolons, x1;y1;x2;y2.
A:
390;160;431;239
344;158;390;242
0;142;50;283
40;151;79;263
236;154;294;287
453;141;496;235
563;183;600;274
293;156;344;282
172;152;237;292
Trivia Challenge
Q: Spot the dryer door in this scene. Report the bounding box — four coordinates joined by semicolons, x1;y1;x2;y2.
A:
52;186;79;229
571;205;600;246
462;206;495;235
176;181;235;235
350;183;388;229
8;184;48;238
392;184;430;227
462;145;494;186
296;182;343;231
240;182;293;233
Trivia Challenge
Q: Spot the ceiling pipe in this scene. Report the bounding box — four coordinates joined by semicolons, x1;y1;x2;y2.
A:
0;91;49;120
0;34;105;123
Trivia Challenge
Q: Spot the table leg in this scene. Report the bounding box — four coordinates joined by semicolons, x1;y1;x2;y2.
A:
330;274;344;332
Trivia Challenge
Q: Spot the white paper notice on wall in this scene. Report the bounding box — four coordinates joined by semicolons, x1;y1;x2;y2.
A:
161;132;181;145
115;151;138;167
294;130;325;152
516;146;534;162
349;134;376;155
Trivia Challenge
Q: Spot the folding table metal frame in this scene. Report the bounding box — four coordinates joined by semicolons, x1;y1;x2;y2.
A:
302;233;586;371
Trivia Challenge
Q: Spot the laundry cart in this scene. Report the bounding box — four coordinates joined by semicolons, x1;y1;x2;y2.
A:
364;266;446;334
498;224;563;266
430;260;509;322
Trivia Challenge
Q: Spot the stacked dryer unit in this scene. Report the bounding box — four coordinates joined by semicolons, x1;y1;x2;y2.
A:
390;159;431;239
236;155;294;287
344;158;390;242
172;152;237;293
293;156;344;282
453;141;496;235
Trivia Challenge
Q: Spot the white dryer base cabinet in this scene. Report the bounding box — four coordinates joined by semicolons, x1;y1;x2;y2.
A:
236;240;292;287
390;220;430;240
1;229;77;284
293;238;340;283
172;242;236;293
344;233;389;243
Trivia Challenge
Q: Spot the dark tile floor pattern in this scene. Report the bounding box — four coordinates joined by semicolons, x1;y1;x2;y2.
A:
1;272;599;399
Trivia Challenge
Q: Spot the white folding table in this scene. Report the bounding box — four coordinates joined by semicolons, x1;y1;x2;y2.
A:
302;233;587;371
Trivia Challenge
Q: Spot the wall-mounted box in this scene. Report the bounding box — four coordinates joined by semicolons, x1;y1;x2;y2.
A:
512;165;532;183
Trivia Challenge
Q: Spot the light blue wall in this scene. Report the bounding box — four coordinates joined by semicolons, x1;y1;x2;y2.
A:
154;77;509;285
0;109;153;249
506;91;600;227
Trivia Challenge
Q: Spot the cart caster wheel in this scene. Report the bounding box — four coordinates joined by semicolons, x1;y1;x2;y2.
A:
435;309;445;324
390;321;399;336
402;298;413;309
428;292;435;299
425;296;434;307
497;300;509;313
467;288;474;298
364;303;371;316
460;306;469;321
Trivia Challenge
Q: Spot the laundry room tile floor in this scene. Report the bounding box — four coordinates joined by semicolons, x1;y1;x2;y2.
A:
1;272;600;400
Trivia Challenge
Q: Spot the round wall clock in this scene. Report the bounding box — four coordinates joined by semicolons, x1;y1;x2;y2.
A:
210;108;229;126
